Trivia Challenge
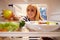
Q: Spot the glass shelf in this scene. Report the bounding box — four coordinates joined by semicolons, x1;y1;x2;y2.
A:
0;32;60;37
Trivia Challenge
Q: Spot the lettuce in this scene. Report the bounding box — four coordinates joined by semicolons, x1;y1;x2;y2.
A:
0;22;19;32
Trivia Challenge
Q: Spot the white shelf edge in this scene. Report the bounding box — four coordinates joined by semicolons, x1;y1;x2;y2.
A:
0;32;60;37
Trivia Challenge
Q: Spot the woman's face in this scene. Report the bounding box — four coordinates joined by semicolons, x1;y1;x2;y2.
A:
27;5;37;19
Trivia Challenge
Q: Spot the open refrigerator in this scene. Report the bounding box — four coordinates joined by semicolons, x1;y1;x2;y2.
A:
0;0;60;40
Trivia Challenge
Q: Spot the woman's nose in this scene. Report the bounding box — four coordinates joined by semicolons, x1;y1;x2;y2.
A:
28;11;31;14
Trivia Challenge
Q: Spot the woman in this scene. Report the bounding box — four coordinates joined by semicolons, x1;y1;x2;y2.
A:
23;4;43;21
23;4;54;40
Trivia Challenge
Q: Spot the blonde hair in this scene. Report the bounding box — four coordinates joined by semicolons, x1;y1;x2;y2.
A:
27;4;43;21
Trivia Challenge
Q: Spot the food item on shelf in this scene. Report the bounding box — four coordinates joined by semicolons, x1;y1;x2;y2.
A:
5;22;19;31
0;23;7;31
45;21;58;25
38;21;58;25
2;9;13;19
19;20;25;28
38;21;47;24
0;22;19;32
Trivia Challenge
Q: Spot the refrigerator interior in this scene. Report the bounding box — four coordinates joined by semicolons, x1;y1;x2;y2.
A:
0;0;60;40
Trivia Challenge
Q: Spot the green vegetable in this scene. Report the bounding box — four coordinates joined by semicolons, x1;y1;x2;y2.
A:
0;23;4;29
0;22;19;32
6;22;19;31
19;20;25;28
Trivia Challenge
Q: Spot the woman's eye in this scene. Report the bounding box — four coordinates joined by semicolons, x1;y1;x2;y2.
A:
27;9;29;11
31;9;34;12
27;9;34;12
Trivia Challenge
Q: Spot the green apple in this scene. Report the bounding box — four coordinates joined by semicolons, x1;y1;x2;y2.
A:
3;9;13;19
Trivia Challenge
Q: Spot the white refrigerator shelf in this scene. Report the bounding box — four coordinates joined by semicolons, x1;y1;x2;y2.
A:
0;32;60;37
